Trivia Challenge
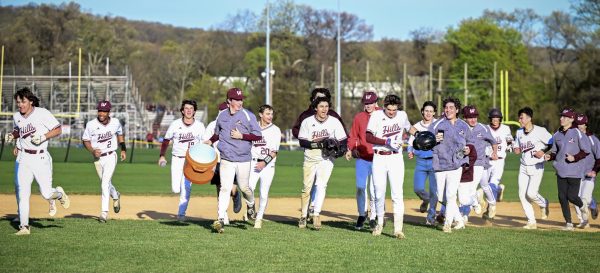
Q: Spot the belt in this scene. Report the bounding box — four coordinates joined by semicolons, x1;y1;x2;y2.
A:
375;150;398;155
24;149;44;154
252;158;265;162
100;151;114;157
173;155;186;158
420;157;433;160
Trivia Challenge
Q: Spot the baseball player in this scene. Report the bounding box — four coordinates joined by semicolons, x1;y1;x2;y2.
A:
298;96;347;230
158;100;206;222
407;101;438;225
345;91;379;230
574;113;600;228
479;109;513;218
458;105;497;222
513;107;552;229
248;105;281;229
292;88;347;218
366;94;411;238
428;97;471;233
82;100;126;222
9;87;70;235
544;108;591;231
202;101;242;225
206;88;262;233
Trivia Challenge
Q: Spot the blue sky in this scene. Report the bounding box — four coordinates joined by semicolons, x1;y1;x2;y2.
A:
4;0;572;40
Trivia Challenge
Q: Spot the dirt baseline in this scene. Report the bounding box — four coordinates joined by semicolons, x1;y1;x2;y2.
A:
1;194;598;232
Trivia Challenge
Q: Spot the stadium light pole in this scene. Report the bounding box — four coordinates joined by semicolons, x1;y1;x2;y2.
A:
336;0;341;114
265;0;271;105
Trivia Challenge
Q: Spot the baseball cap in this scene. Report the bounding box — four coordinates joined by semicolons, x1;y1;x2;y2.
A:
462;105;479;118
218;102;228;111
227;87;244;100
97;100;112;112
560;108;576;119
361;91;378;104
575;113;588;125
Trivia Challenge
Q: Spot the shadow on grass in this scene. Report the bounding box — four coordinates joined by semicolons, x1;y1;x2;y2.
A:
0;217;63;231
64;213;97;220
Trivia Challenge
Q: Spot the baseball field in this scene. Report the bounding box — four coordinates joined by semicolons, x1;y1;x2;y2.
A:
1;147;599;272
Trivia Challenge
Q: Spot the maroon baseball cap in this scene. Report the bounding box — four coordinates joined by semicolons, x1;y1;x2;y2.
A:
462;105;479;118
97;100;112;112
560;108;576;119
575;113;588;125
361;91;378;104
227;87;244;100
218;102;228;111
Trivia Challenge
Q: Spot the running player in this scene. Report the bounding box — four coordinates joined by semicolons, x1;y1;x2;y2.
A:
158;100;206;222
10;87;70;235
366;94;411;239
544;108;591;231
82;100;125;222
573;113;600;228
345;91;379;230
513;107;552;230
407;101;438;225
248;105;281;229
206;88;262;233
298;96;347;230
428;97;471;233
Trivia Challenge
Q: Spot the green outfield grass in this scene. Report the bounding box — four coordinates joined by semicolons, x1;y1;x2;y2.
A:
1;148;598;202
0;218;598;273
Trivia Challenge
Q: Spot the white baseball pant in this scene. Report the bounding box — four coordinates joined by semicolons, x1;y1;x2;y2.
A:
518;163;547;223
458;166;484;207
300;159;334;217
487;159;506;186
372;153;405;233
575;176;595;222
217;159;253;220
17;151;62;227
248;159;276;220
94;152;120;214
171;156;192;217
436;167;463;227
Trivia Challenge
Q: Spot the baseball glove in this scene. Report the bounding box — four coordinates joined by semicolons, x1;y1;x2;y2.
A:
321;138;346;158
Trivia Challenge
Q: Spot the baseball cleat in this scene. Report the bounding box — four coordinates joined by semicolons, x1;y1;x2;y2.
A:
425;215;435;226
308;206;315;218
12;217;19;223
99;212;108;223
436;214;446;225
113;192;121;214
355;216;366;230
473;203;482;215
562;223;575;231
56;186;70;209
177;215;186;222
15;225;30;236
592;206;599;220
523;222;537;230
419;200;429;213
254;219;262;229
372;225;383;236
394;231;405;239
442;224;452;233
541;199;549;220
313;215;322;230
488;204;497;219
454;221;465;230
232;191;242;214
369;219;377;230
298;217;307;229
576;221;589;229
247;204;257;221
212;219;225;233
49;200;57;217
497;184;505;202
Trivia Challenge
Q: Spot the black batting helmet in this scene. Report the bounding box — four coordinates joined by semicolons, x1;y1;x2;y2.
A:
488;108;503;120
413;131;436;151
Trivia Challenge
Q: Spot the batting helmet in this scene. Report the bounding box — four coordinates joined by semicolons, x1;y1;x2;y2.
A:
488;108;503;120
413;131;436;151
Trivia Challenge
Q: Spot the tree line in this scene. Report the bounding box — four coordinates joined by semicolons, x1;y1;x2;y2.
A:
0;0;598;131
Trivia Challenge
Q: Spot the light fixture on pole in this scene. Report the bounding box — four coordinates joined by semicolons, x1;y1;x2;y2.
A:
261;65;275;105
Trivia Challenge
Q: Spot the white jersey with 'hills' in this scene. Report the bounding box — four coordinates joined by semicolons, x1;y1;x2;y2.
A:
164;118;206;157
298;115;347;162
82;117;123;153
13;107;60;151
251;123;282;163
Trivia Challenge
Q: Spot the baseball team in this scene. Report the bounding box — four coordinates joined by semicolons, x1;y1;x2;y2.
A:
6;86;599;237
